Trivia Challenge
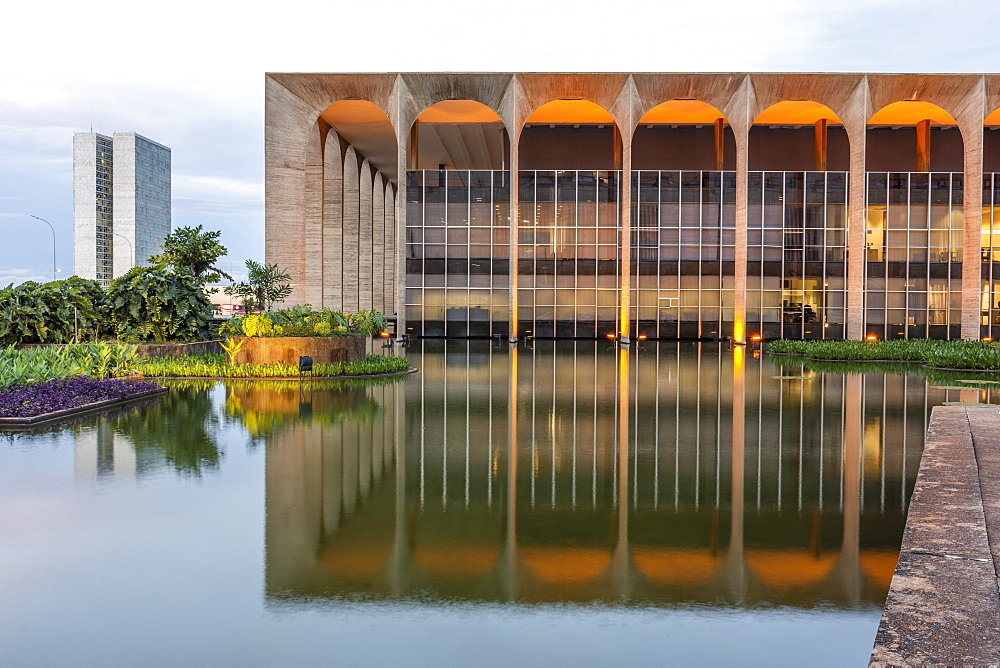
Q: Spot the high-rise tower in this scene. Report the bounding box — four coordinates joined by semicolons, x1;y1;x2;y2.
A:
73;132;170;286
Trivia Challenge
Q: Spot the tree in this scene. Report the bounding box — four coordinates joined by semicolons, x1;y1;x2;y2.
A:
225;260;292;313
149;225;232;283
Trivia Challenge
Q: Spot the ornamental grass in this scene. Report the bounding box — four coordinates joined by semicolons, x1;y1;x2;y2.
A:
137;353;409;378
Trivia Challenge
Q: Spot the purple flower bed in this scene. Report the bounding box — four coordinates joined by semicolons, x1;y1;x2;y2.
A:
0;376;163;418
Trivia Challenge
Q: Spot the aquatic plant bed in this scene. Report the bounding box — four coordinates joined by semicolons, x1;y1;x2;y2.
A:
137;353;412;379
0;377;166;428
766;339;1000;370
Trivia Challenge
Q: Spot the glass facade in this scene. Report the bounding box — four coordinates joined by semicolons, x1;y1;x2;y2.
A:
517;171;621;338
747;172;848;340
631;171;737;339
405;170;510;337
403;169;971;340
982;174;1000;339
865;173;963;339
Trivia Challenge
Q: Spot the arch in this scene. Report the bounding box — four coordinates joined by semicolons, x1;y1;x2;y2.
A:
868;100;958;126
633;99;735;170
753;100;843;125
866;100;963;173
410;100;507;170
371;171;385;312
320;100;398;179
984;107;1000;173
750;100;848;171
520;99;620;170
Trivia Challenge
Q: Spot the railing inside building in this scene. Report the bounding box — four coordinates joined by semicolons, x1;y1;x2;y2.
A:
404;169;977;340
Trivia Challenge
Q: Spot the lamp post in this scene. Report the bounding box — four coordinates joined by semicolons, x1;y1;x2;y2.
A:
29;215;56;281
113;233;134;271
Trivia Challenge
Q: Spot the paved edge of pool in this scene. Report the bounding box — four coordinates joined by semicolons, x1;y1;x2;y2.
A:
869;405;1000;666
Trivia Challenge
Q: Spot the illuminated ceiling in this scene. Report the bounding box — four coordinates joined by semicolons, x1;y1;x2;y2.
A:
526;99;615;124
320;100;398;179
417;100;502;124
640;100;727;124
754;101;843;125
868;101;957;125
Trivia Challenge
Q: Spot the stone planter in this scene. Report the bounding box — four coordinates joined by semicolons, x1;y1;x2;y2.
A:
233;336;366;366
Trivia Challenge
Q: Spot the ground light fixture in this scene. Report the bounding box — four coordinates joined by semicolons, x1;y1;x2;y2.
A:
298;355;313;378
866;334;879;342
983;337;993;342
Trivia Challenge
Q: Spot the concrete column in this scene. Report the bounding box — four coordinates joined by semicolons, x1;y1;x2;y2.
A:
322;129;344;309
372;172;386;313
303;123;324;307
714;118;725;171
844;80;870;341
814;119;828;172
396;128;409;334
619;133;632;342
359;160;374;311
508;132;520;341
733;125;749;344
959;81;986;341
342;148;360;312
384;185;396;317
916;120;932;172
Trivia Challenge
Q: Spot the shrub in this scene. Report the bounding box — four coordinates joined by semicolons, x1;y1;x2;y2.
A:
0;277;106;345
137;353;409;378
105;265;212;342
221;306;388;338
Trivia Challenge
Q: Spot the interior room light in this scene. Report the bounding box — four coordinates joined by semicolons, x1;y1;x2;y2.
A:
606;333;616;339
750;334;762;342
379;331;391;338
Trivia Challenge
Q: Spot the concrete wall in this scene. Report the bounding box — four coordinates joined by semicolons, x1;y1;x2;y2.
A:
265;72;1000;341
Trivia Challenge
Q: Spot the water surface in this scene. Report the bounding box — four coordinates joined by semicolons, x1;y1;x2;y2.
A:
0;342;969;665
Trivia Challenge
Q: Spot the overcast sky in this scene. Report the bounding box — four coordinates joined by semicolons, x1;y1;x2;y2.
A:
1;0;999;286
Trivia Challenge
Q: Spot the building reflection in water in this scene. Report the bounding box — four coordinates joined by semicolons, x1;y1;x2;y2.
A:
260;341;936;607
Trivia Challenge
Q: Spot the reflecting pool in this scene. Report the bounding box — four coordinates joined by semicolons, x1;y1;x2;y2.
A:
0;342;977;665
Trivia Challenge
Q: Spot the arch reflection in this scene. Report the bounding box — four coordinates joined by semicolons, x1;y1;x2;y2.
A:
264;341;931;607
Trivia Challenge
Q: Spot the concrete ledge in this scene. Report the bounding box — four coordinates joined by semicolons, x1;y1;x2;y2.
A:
870;406;1000;666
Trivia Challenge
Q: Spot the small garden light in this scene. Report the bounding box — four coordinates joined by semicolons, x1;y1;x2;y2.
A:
866;334;878;342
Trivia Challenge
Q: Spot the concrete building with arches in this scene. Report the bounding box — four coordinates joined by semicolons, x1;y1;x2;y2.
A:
265;72;1000;342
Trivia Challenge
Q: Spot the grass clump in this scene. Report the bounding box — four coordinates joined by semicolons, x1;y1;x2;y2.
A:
767;338;1000;370
137;353;410;378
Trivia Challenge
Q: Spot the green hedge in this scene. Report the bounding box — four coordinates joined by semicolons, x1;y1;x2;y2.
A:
767;338;1000;370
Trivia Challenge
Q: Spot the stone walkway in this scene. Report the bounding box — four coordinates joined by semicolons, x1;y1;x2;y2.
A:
870;406;1000;666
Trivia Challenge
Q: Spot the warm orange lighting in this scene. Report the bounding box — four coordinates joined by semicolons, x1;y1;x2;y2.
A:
639;99;727;125
379;331;390;338
750;334;762;342
637;334;647;340
606;333;616;340
866;334;878;342
868;101;957;126
733;320;745;345
526;99;615;124
984;337;993;343
986;108;1000;125
753;101;842;125
416;100;503;124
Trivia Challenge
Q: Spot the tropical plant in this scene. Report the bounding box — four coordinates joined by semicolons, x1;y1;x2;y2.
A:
105;265;213;342
219;337;246;365
148;225;232;284
220;306;388;338
225;260;292;312
0;276;106;345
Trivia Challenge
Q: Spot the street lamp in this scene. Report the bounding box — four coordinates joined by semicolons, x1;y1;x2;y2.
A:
29;215;56;282
113;233;134;271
